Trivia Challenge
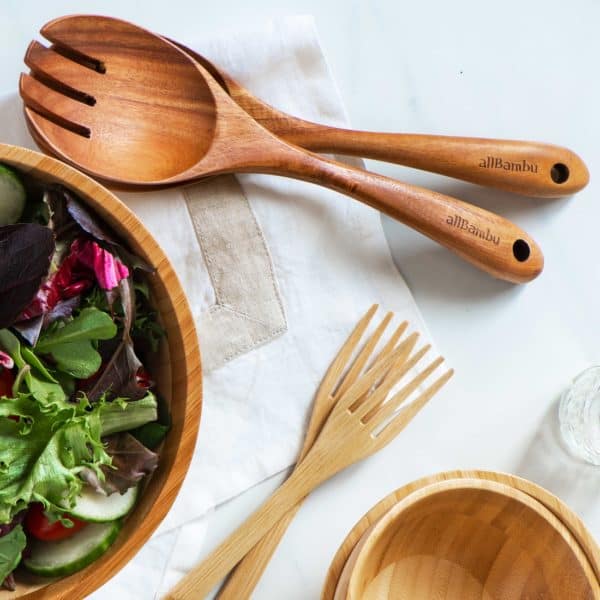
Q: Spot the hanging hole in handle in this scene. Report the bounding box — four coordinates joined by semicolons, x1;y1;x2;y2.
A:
513;239;531;262
551;163;570;184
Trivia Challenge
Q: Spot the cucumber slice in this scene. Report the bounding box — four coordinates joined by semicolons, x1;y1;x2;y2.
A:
67;486;138;522
24;520;122;577
0;164;26;225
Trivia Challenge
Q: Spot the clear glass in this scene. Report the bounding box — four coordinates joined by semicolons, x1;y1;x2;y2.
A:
559;366;600;465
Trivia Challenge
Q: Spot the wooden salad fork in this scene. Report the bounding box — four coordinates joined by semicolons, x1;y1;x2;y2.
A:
164;307;453;600
217;305;406;599
19;15;543;283
167;38;589;199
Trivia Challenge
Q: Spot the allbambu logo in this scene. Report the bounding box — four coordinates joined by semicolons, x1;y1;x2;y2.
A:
478;156;538;173
446;215;500;246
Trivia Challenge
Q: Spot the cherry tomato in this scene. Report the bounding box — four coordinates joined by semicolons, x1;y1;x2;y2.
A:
0;368;14;397
25;503;88;541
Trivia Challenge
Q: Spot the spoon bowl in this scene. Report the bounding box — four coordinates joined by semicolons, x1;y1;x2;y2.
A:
22;19;217;183
20;15;544;284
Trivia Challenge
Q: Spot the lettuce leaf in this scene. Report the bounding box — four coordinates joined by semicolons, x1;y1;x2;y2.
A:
80;433;159;495
0;525;26;588
0;394;110;523
0;224;54;329
0;328;66;408
35;307;118;378
0;392;157;524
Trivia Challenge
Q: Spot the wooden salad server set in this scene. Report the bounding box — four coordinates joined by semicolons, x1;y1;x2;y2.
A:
18;16;589;285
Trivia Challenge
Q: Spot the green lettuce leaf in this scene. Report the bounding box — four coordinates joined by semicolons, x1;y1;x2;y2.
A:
0;391;158;524
35;307;118;378
0;394;111;523
0;329;65;408
0;525;26;585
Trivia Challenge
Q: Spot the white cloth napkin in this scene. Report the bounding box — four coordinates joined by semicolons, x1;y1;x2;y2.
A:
0;15;433;598
119;15;432;534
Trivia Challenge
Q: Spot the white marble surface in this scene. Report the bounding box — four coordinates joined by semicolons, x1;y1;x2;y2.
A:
2;1;600;598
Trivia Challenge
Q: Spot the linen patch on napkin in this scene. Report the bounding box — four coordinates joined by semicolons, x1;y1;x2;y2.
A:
183;176;287;371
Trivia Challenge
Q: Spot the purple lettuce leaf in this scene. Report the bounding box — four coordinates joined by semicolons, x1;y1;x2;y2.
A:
65;192;154;273
65;193;117;244
83;341;146;402
43;296;81;326
2;572;15;591
0;510;26;538
12;316;43;347
80;433;158;495
44;188;73;239
0;351;13;370
0;224;54;329
81;277;147;402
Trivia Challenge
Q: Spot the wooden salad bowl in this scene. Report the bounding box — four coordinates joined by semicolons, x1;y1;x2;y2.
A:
0;143;202;599
336;479;599;600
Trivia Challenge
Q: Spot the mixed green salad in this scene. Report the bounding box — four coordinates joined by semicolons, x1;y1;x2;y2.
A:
0;164;168;589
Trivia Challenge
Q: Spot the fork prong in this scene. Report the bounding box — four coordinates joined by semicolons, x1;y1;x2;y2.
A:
373;369;454;448
333;311;393;399
19;73;92;138
334;333;419;413
25;40;98;105
365;355;445;427
354;343;431;419
313;304;378;404
300;305;379;459
364;321;408;374
41;16;107;63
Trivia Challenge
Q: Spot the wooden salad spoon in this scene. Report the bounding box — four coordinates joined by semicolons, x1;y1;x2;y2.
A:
20;15;543;283
167;38;589;199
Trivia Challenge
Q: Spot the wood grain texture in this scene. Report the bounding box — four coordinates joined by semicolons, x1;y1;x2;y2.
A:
0;144;202;599
165;332;452;599
322;470;600;600
171;41;590;199
217;307;407;599
340;479;597;600
20;15;543;284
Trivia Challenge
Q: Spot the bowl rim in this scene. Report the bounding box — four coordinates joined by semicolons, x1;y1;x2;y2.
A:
343;478;598;600
0;143;203;599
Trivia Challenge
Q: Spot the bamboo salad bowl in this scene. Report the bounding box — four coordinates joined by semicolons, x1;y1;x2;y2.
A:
0;144;202;599
335;479;599;600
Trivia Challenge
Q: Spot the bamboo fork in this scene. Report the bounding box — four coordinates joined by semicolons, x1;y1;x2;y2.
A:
165;306;453;600
217;305;409;599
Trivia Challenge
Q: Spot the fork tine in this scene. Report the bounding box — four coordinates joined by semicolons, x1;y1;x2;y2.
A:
313;305;378;404
354;344;431;419
334;333;419;413
41;15;109;62
19;73;91;138
25;41;98;104
364;320;408;374
333;311;393;399
365;355;445;427
344;320;410;412
373;369;454;448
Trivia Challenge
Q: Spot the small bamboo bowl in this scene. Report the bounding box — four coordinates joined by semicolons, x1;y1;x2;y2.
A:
0;143;203;599
336;479;599;600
